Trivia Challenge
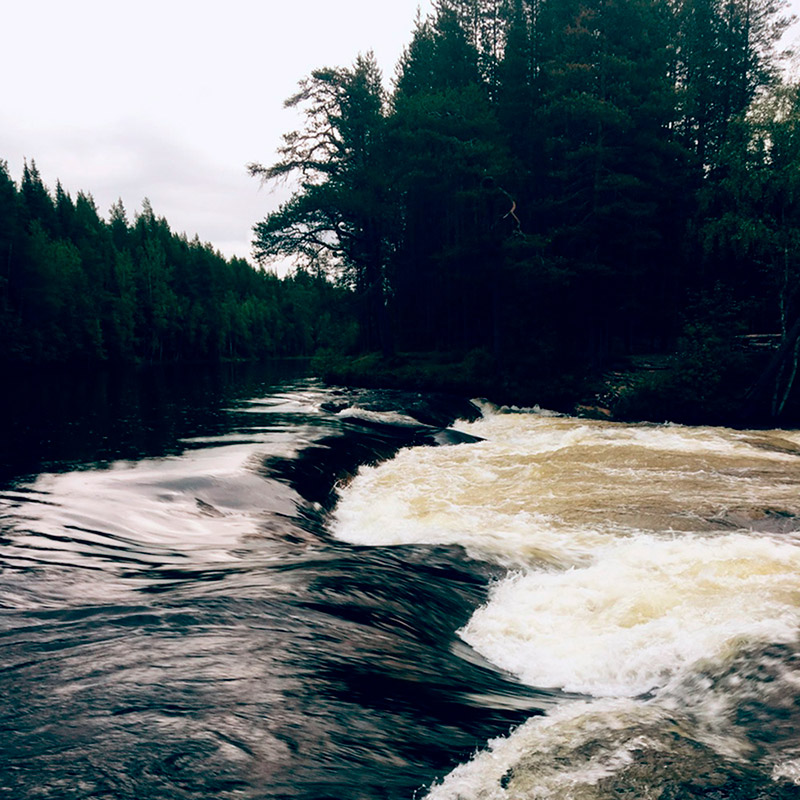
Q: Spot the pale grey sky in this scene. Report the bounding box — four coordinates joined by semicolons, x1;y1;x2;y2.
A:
2;0;798;268
2;0;432;264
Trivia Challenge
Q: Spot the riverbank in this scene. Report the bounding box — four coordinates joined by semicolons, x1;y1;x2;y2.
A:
312;350;588;413
313;346;793;428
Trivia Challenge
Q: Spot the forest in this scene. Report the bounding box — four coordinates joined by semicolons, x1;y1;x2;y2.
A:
250;0;800;423
0;161;355;364
5;0;800;423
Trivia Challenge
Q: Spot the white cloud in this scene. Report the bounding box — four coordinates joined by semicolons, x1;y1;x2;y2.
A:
1;0;432;262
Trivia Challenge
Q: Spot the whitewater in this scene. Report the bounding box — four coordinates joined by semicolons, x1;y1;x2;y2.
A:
333;403;800;798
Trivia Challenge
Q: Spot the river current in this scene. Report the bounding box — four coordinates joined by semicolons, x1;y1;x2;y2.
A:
1;365;800;799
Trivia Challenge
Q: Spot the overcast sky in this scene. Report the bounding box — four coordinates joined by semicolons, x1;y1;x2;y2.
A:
2;0;798;268
2;0;433;265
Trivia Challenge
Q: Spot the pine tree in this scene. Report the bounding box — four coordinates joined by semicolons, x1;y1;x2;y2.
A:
19;160;56;234
250;52;394;354
674;0;791;167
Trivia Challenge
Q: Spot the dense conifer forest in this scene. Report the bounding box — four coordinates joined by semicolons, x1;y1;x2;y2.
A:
6;0;800;422
0;161;355;365
250;0;800;422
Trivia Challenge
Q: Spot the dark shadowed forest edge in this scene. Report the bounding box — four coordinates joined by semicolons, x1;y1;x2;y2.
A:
247;0;800;428
0;163;357;366
6;0;800;427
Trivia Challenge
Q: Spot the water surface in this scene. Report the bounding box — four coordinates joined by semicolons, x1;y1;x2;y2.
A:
0;365;534;800
2;368;800;799
335;405;800;798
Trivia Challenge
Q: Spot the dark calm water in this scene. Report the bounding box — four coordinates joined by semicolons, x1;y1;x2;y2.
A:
3;363;800;800
0;363;539;800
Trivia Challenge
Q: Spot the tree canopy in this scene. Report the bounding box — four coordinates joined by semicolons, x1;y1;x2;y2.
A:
0;161;354;364
251;0;799;420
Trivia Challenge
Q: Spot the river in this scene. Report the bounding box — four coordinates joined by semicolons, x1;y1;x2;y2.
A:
1;364;799;799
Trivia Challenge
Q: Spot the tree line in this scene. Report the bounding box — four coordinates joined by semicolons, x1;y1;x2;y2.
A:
250;0;800;420
0;160;355;365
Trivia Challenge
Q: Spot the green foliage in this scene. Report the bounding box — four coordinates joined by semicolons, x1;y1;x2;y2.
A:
3;0;796;420
312;349;497;395
0;165;352;365
249;52;394;354
613;291;755;423
247;0;796;418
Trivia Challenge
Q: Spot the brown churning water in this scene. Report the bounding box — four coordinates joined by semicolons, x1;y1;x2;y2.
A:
333;404;800;798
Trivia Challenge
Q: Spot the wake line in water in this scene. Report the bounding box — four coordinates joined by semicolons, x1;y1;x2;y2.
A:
1;382;556;800
4;378;800;799
332;404;800;798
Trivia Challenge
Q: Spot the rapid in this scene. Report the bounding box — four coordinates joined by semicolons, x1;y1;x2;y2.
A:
334;404;800;799
1;367;799;799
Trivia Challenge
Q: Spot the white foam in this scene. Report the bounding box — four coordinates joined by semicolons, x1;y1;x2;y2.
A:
455;412;800;462
461;533;800;696
333;415;800;567
773;758;800;785
332;413;800;792
423;697;666;800
331;440;606;569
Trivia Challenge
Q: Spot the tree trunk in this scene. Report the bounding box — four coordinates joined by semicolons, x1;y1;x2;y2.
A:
745;314;800;418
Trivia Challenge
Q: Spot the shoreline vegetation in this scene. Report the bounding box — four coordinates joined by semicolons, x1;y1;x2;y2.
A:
244;0;800;429
0;160;356;366
313;345;782;428
5;2;800;428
